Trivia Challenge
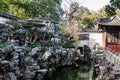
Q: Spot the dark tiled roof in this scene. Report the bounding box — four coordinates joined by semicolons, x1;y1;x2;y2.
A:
97;15;120;26
81;28;102;33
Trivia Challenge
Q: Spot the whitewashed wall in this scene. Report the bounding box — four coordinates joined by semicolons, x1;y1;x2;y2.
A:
77;40;89;47
78;32;103;49
89;33;103;48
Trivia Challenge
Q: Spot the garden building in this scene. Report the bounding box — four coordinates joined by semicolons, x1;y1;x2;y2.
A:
97;15;120;52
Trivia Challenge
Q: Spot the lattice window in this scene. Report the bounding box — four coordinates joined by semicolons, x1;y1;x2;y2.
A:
107;32;120;43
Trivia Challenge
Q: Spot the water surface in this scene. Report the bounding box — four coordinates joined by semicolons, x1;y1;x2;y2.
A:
51;62;95;80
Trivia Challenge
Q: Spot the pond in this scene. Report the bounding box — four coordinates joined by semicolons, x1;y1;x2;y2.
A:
50;62;96;80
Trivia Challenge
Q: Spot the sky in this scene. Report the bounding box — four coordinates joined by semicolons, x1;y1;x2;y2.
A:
62;0;110;11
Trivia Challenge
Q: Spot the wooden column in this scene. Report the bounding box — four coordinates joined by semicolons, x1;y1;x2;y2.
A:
102;32;106;48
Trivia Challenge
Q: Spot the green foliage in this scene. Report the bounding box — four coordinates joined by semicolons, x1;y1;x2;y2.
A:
110;0;120;9
62;40;75;48
0;0;9;11
59;34;75;48
0;0;63;20
38;52;44;58
10;4;27;18
69;2;79;14
67;2;108;28
6;20;21;28
58;22;65;29
80;8;108;28
69;4;94;28
105;0;120;16
27;43;37;48
68;2;108;28
23;22;45;28
0;43;9;48
80;12;95;28
98;7;108;17
38;0;61;20
73;6;90;21
81;17;94;28
105;5;116;16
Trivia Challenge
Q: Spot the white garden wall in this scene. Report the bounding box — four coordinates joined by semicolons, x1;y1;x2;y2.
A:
78;32;103;49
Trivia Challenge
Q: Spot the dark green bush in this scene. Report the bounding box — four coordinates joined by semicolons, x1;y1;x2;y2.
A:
0;43;9;48
22;22;45;28
27;43;37;48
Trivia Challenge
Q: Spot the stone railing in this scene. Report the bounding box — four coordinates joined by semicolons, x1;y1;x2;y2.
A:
105;48;120;71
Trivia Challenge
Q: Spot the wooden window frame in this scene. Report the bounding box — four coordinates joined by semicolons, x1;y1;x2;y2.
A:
107;32;120;44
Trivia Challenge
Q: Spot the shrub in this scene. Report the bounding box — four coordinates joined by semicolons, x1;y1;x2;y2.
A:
6;20;21;28
0;43;9;48
27;43;37;48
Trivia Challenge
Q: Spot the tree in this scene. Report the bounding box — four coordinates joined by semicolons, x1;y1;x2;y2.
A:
73;6;90;21
105;0;120;16
61;20;80;40
0;0;63;20
60;2;80;48
0;0;9;11
80;6;108;28
105;5;116;16
81;15;94;28
37;0;63;20
68;5;91;28
98;7;108;17
68;2;79;21
109;0;120;9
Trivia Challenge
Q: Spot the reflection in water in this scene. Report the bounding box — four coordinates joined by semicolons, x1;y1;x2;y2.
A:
51;62;95;80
